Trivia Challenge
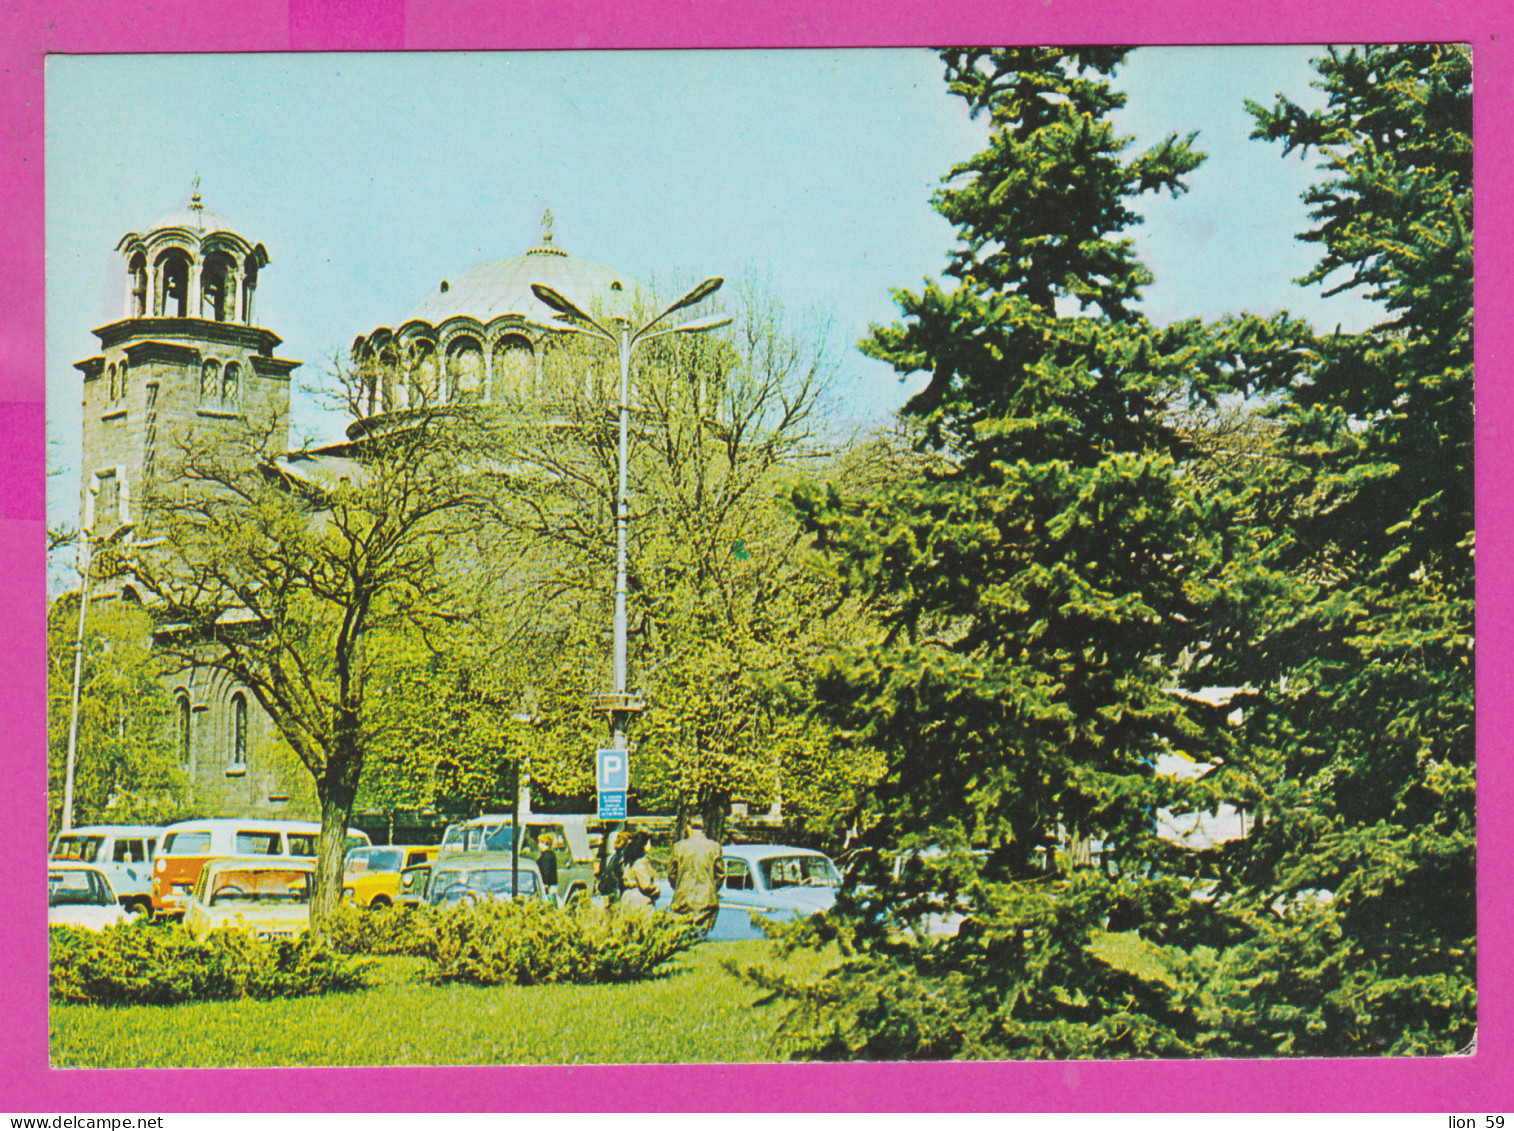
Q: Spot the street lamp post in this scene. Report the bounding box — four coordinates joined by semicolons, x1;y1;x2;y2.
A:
61;484;134;834
530;277;731;779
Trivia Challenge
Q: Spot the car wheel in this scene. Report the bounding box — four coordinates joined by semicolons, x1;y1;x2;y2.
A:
370;895;391;909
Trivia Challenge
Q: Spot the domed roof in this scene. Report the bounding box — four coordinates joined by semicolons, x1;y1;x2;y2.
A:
149;202;239;235
402;235;635;330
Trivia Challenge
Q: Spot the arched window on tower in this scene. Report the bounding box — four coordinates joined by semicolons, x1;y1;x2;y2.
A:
176;692;192;770
107;363;117;403
200;359;221;401
222;362;241;406
129;253;148;318
201;253;233;322
241;257;258;324
156;251;190;317
230;693;247;769
118;361;128;404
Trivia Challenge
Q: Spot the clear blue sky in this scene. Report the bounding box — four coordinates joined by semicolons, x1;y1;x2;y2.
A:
46;47;1378;544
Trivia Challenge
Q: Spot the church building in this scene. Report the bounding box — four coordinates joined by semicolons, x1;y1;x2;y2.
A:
73;193;635;820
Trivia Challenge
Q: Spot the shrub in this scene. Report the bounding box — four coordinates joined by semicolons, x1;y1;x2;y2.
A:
49;918;372;1005
325;902;435;957
421;901;700;986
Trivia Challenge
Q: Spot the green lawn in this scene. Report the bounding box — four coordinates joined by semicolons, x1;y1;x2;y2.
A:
50;940;830;1067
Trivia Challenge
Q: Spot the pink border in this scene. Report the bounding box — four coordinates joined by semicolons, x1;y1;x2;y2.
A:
4;0;1507;1112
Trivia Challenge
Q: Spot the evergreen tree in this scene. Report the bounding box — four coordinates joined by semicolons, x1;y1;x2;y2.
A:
767;48;1256;1058
1194;44;1474;1055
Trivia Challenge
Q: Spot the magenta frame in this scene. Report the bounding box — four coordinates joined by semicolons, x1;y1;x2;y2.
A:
3;0;1508;1112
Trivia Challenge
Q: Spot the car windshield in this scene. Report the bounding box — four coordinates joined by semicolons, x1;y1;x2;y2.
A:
208;869;312;906
758;855;840;889
52;835;105;862
431;867;538;901
49;869;110;906
366;848;406;872
163;830;211;854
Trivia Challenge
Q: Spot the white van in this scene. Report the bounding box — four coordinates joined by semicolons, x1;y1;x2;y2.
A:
151;818;370;915
49;824;162;915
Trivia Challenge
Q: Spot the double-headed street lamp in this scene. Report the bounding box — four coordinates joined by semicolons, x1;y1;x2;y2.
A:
530;277;732;776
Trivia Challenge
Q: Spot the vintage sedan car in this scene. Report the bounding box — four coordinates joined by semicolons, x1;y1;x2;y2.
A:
343;845;439;909
48;864;129;931
424;852;545;907
182;856;316;941
687;843;841;942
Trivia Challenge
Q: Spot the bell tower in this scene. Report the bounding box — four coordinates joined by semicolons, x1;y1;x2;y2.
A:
74;188;300;535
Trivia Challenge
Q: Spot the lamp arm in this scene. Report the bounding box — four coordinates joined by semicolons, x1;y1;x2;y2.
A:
636;314;734;347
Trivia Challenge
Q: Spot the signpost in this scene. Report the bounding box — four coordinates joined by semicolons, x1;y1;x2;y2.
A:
597;747;629;821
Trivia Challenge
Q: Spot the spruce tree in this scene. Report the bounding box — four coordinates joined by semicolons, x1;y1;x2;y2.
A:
772;48;1248;1059
1202;44;1474;1055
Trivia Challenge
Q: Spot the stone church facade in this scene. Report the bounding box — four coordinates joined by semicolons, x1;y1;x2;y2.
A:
73;194;632;820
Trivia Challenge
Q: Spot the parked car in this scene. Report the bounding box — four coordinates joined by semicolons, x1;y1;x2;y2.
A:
182;856;316;941
438;814;595;903
152;818;370;916
397;860;432;908
342;845;439;909
424;852;545;907
667;843;841;942
48;864;130;931
49;824;161;916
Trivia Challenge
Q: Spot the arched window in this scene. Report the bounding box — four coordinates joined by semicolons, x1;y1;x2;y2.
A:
491;336;534;403
241;257;259;324
230;693;247;768
107;363;117;402
405;339;438;408
156;251;190;317
176;692;191;769
221;361;241;405
118;361;128;403
446;337;485;402
201;254;232;322
129;253;148;318
200;359;221;400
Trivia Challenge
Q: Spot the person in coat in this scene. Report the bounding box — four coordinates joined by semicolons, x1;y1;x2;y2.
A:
668;815;725;936
536;833;560;904
618;827;659;913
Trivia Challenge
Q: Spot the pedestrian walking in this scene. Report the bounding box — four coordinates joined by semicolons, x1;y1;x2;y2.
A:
536;833;560;904
668;815;725;937
618;826;659;913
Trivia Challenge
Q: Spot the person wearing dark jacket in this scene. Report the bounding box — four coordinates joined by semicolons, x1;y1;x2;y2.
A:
537;833;560;903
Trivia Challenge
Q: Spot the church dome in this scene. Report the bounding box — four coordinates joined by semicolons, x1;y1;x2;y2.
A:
401;233;635;330
149;202;240;237
348;223;634;425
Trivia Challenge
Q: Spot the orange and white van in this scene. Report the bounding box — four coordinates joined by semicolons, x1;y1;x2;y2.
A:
151;818;370;915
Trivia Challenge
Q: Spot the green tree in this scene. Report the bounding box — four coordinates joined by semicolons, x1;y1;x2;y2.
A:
1193;43;1474;1055
139;409;492;929
467;277;869;834
47;597;187;837
761;47;1260;1059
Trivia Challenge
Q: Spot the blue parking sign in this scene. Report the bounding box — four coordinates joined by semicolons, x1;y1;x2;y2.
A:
597;747;629;792
598;790;627;820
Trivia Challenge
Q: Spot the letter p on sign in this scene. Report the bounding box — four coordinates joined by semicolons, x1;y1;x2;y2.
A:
597;747;629;792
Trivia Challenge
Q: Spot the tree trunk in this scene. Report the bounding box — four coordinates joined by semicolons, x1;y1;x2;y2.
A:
310;756;360;936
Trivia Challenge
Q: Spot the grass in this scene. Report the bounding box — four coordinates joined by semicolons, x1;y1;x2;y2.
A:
49;939;834;1067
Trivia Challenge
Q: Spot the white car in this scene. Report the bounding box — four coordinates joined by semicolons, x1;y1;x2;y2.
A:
48;864;129;931
182;856;317;941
